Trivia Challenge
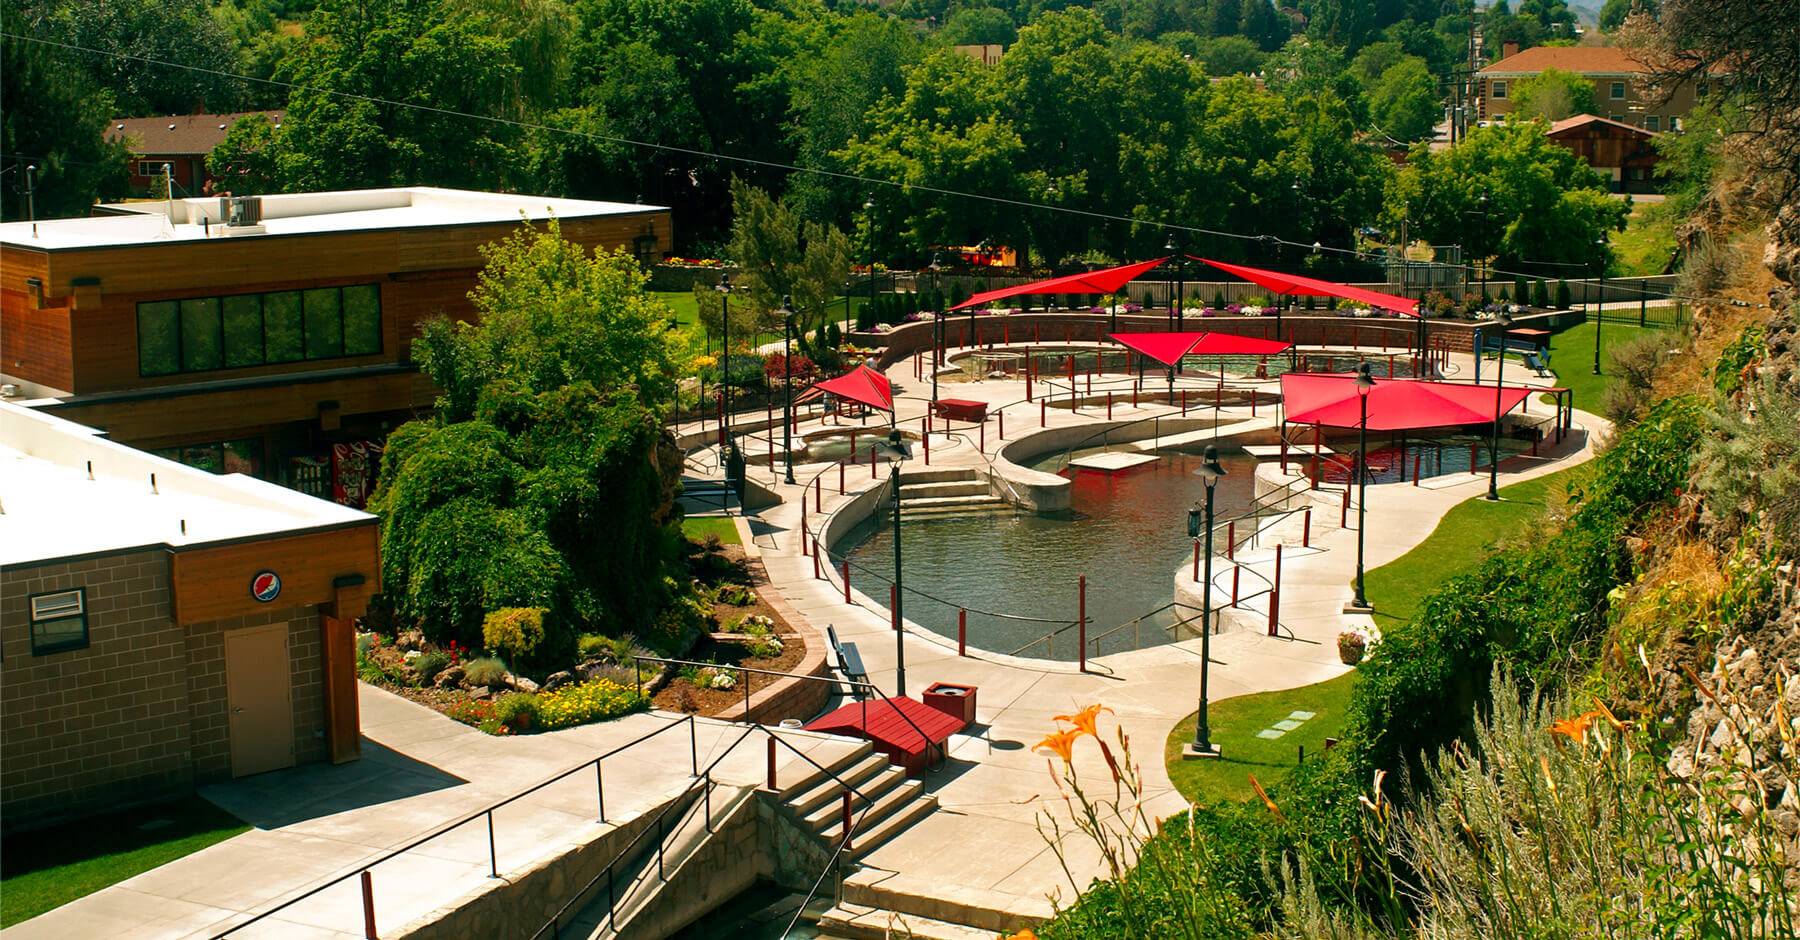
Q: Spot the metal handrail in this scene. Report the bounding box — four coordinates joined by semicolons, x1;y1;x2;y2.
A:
208;713;703;938
1083;601;1210;658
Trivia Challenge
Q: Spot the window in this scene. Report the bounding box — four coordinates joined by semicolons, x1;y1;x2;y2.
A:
153;438;264;477
30;589;88;655
1492;80;1507;99
1670;117;1682;131
1646;116;1661;131
1610;81;1626;99
136;161;171;178
135;285;381;377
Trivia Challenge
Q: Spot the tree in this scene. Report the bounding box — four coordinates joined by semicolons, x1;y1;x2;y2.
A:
27;0;246;117
1510;67;1597;122
1370;57;1440;141
724;179;852;336
1197;35;1266;76
1;5;129;219
1238;0;1291;51
374;221;685;659
207;114;285;196
1599;0;1657;32
1388;121;1630;272
942;7;1017;45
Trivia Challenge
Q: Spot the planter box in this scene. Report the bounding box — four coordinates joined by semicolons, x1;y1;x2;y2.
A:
922;682;978;726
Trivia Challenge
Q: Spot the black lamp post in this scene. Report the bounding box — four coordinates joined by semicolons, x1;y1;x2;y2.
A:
779;294;797;485
1183;444;1226;759
1351;363;1375;611
929;254;943;404
1591;236;1607;375
864;196;877;330
1486;308;1513;501
1476;190;1491;306
1165;235;1184;329
717;273;735;483
875;428;914;697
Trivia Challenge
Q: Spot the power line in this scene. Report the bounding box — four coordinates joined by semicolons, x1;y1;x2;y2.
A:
4;29;1761;310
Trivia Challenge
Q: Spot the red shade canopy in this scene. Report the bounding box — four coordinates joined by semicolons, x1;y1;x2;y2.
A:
1108;331;1294;367
1194;257;1420;317
951;257;1172;310
1281;373;1533;431
809;364;894;412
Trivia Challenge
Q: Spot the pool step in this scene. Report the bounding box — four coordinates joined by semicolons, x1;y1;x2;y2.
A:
900;479;992;499
897;467;976;485
899;495;1014;516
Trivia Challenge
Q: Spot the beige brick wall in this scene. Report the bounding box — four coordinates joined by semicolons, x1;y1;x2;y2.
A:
184;604;329;782
1;550;194;827
2;553;332;829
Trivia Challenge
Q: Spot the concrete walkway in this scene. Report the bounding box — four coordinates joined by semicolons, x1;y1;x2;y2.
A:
3;687;865;939
726;343;1604;921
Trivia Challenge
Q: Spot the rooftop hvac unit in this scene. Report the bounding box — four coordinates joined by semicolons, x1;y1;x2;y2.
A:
220;195;263;227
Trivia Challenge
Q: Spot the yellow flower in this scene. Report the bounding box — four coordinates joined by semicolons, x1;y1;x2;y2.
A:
1052;704;1112;739
1034;729;1083;764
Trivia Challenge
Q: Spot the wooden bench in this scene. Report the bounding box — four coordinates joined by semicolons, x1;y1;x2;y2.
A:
932;398;988;423
826;625;869;696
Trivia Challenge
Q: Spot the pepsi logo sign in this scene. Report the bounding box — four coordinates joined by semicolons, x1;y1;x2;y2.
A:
250;570;282;603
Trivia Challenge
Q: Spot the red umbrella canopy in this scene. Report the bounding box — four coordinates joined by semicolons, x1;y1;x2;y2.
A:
809;364;894;412
1194;257;1420;317
951;257;1171;310
1108;331;1208;367
1188;333;1294;356
1281;373;1534;430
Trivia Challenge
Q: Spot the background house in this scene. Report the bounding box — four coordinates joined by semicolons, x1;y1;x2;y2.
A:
1547;114;1661;193
107;111;284;196
1476;43;1719;132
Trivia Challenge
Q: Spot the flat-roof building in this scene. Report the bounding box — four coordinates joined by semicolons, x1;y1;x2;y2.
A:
1;187;671;505
0;401;380;828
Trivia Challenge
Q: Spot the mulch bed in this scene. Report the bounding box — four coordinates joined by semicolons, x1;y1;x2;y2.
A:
656;543;812;717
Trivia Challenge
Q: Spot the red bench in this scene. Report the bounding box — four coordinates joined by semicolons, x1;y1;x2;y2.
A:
932;398;988;423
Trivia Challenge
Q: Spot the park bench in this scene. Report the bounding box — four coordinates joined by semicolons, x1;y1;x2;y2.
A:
932;398;988;423
825;625;869;697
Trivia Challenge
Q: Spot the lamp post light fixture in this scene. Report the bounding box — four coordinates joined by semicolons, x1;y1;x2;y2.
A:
778;294;797;485
1486;308;1513;501
874;429;914;697
1592;235;1608;375
1349;363;1376;612
1183;444;1227;760
1477;189;1491;306
717;273;743;509
929;253;943;405
864;196;877;330
1165;235;1183;330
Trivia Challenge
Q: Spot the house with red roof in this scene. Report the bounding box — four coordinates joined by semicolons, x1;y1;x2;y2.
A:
107;111;284;196
1475;43;1722;133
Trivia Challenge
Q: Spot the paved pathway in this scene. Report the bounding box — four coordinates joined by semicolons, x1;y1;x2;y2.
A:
3;687;863;939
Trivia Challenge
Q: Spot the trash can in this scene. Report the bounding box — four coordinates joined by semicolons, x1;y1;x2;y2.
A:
922;682;978;727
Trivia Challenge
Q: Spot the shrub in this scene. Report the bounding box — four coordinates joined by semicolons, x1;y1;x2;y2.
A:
492;691;540;732
762;353;816;385
1711;324;1765;396
463;656;509;688
1141;289;1155;309
1555;279;1571;308
1336;631;1367;665
715;583;755;606
577;633;611;660
1533;278;1550;308
949;282;968;309
482;607;547;664
1597;333;1668;426
411;650;451;685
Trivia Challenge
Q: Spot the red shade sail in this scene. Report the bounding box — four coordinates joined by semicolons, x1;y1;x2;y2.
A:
809;364;894;412
1281;373;1533;431
1190;333;1294;357
951;257;1172;310
1194;257;1420;317
1108;331;1294;367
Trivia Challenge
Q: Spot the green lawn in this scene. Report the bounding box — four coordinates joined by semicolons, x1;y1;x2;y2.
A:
1609;201;1678;278
1;795;248;927
1165;465;1583;804
654;291;870;364
681;516;741;545
1543;320;1668;413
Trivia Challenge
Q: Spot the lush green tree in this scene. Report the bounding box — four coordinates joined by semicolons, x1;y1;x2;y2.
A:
374;221;684;660
1370;57;1441;141
1238;0;1291;50
207;114;285;195
724;179;852;336
783;12;920;224
1598;0;1657;32
1349;40;1408;84
27;0;246;117
942;6;1018;44
1265;37;1362;115
1;4;129;219
1388;120;1629;271
1197;35;1266;76
1509;66;1597;121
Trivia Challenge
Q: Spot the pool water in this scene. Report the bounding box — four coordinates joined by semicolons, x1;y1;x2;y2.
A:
843;450;1258;660
971;347;1422;381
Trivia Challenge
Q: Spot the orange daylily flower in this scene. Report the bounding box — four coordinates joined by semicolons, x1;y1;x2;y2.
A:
1548;710;1605;746
1005;930;1039;940
1034;728;1083;764
1053;704;1113;739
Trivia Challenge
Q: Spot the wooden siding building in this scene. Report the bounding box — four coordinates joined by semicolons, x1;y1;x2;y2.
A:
1547;114;1662;193
1;187;671;506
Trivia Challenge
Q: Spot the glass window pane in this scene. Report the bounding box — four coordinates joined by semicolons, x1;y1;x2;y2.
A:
303;288;343;359
222;294;264;368
342;285;382;355
32;615;87;652
264;292;303;363
180;297;222;371
222;438;263;476
137;301;180;376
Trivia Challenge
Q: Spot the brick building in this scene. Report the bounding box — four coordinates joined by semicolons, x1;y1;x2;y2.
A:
0;187;671;506
1475;43;1722;131
0;402;379;830
107;111;284;196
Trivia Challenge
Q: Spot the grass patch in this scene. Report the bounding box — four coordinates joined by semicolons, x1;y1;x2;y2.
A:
0;795;248;927
1164;671;1356;804
1609;201;1678;278
1165;465;1583;804
1544;320;1668;413
681;516;741;545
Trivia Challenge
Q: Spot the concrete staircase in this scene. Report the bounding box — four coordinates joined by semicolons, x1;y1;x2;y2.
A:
815;869;1051;940
896;468;1011;517
775;741;938;862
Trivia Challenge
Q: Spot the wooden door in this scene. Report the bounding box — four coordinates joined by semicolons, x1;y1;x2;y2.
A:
224;623;294;777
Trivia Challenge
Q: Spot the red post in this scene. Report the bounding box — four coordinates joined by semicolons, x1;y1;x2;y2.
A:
1341;488;1349;528
1267;543;1283;635
850;430;857;456
361;870;378;940
1226;521;1236;560
843;560;851;603
1251;389;1256;416
923;419;931;465
958;608;967;657
841;791;854;851
813;544;821;580
1041;401;1047;427
1026;360;1034;401
801;506;809;554
871;445;877;479
1133;384;1139;407
1280;438;1288;472
1310;453;1320;491
1182;390;1189;415
1302;508;1312;547
1077;575;1087;673
838;461;845;494
1193;540;1201;583
979;420;986;451
890;584;899;631
1413;454;1422;486
1107;391;1113;419
814;477;821;513
1387;354;1394;378
766;736;777;790
999;410;1005;440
